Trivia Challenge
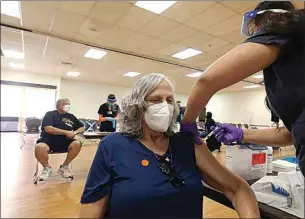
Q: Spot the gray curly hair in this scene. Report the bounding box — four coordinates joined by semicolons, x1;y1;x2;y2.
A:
118;73;179;139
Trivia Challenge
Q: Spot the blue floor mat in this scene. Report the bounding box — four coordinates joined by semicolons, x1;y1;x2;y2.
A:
280;156;298;164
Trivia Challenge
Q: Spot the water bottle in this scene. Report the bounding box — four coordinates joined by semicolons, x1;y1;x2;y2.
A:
267;146;273;174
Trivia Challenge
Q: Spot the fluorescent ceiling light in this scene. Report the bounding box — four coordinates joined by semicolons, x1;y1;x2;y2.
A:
66;71;80;77
84;48;107;59
252;74;264;79
1;1;21;18
135;1;177;14
185;72;203;78
123;72;141;77
9;62;24;69
172;48;203;59
243;85;261;89
2;50;24;59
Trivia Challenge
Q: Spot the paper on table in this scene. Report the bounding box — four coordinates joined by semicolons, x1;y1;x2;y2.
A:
272;160;297;172
251;172;304;218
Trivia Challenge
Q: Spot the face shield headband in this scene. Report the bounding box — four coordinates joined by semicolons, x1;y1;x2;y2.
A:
241;9;288;37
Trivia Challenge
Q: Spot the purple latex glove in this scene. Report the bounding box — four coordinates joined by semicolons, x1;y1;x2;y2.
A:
211;123;243;145
180;122;202;145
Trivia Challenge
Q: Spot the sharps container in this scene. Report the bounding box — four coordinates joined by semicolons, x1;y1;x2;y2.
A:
226;143;268;181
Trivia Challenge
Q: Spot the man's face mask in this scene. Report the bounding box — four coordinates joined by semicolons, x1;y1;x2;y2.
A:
108;102;114;108
63;104;71;112
144;101;174;133
241;9;288;37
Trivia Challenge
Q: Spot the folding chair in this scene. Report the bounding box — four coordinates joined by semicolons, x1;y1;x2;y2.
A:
33;150;74;184
33;134;84;185
21;117;41;149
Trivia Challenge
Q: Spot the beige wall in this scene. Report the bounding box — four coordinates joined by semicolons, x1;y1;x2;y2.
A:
60;79;188;119
1;69;61;98
1;69;275;126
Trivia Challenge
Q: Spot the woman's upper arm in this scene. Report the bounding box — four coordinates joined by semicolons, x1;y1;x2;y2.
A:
195;140;247;198
200;42;280;92
80;139;113;210
78;195;109;218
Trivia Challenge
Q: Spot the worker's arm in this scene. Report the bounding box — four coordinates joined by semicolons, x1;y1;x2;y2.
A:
78;195;109;218
195;140;260;218
183;43;280;123
242;126;293;146
99;114;107;122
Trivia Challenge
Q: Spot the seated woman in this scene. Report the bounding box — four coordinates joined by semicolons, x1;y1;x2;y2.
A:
78;74;260;218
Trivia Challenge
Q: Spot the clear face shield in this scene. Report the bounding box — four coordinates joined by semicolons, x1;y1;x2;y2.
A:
241;9;288;37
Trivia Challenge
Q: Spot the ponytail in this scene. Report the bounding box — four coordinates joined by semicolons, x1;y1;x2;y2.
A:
250;1;305;35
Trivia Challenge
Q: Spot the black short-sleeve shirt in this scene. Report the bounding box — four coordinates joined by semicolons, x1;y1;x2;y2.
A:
245;29;305;131
98;103;120;132
40;110;84;141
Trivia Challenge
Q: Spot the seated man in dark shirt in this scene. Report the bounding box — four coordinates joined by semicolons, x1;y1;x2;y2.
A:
35;98;84;181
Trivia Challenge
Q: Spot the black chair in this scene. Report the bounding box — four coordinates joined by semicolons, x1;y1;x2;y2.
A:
21;117;42;149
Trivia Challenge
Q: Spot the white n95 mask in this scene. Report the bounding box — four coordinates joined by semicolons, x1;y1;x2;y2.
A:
64;104;71;112
144;102;174;132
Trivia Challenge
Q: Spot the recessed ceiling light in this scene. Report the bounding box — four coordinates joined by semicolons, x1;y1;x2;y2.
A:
66;71;80;77
0;1;21;18
251;74;264;79
172;48;203;59
84;48;107;59
123;72;141;77
185;72;203;78
2;50;24;59
135;1;177;14
243;84;261;89
9;62;24;69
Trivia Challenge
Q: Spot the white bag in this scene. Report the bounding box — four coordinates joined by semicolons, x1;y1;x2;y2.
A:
251;171;304;218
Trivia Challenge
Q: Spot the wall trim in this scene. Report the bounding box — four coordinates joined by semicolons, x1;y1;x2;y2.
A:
1;80;57;89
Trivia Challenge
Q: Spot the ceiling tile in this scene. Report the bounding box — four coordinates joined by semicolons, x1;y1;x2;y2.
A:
35;1;60;8
162;1;216;23
117;5;156;31
157;43;188;56
1;42;23;53
186;3;236;30
1;29;22;44
23;33;47;49
181;53;219;68
178;31;215;50
21;2;55;32
99;26;135;47
139;16;179;37
120;33;170;54
88;2;133;24
59;2;95;16
80;18;113;38
158;24;198;43
196;38;230;52
220;1;259;14
203;15;242;36
207;43;237;57
51;9;86;38
219;29;247;44
0;14;21;27
24;46;43;61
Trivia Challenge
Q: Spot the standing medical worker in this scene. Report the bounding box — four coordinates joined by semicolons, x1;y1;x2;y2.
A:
98;94;121;132
181;1;305;176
